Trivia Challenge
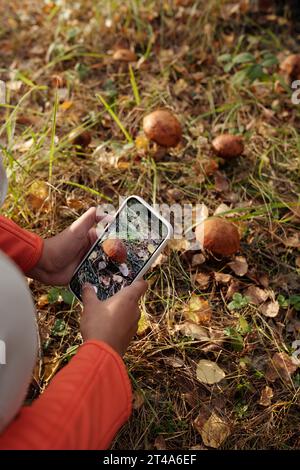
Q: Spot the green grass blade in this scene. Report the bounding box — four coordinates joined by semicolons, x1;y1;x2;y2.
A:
63;181;113;202
129;65;141;105
96;93;133;143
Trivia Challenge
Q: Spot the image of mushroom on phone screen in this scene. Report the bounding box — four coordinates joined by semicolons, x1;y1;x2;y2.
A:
69;196;172;302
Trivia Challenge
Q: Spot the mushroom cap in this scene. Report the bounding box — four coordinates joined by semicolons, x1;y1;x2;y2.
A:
112;49;137;62
102;238;127;264
196;217;240;257
212;134;244;160
280;54;300;81
143;109;182;147
68;129;92;148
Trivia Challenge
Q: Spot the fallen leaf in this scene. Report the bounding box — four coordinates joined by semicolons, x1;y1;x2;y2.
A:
137;308;151;336
214;171;230;193
245;285;270;305
60;100;73;111
168;238;190;252
66;197;86;210
175;322;210;341
154;435;167;450
259;300;279;318
164;356;185;368
214;203;231;216
175;321;210;341
26;181;49;211
195;412;230;448
191;253;206;266
265;352;299;382
196;359;226;384
193;271;211;290
228;256;248;276
151;253;168;268
214;272;232;284
225;279;241;299
258;386;273;406
183;295;212;325
283;233;300;248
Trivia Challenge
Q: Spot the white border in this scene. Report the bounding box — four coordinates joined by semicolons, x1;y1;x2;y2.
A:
69;195;173;302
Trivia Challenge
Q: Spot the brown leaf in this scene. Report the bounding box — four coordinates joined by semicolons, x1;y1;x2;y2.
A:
245;285;270;305
164;356;185;368
191;253;206;266
193;271;211;290
259;300;279;318
258;386;273;406
183;295;212;325
151;253;168;268
154;435;167;450
228;256;248;276
195;412;230;448
168;238;190;252
283;233;300;248
214;171;230;193
175;322;210;341
214;272;232;284
265;352;299;382
225;279;241;300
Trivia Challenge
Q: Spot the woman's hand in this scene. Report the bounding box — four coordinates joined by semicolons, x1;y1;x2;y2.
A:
81;280;148;356
27;208;101;285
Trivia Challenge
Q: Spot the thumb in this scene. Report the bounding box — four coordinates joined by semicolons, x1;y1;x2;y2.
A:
71;207;97;237
82;283;98;305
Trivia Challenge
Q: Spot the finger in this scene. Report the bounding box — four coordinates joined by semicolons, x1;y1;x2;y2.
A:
96;207;115;223
113;280;148;304
71;207;97;238
82;283;99;305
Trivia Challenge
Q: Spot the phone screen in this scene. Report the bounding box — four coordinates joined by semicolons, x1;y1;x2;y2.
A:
70;197;169;301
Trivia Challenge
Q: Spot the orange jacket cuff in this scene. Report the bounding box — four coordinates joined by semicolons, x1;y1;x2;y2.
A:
0;215;43;272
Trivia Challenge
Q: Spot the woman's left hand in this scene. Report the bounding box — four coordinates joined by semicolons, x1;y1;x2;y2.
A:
28;207;101;285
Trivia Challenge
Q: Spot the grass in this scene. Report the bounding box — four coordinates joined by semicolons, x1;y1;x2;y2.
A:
0;0;300;450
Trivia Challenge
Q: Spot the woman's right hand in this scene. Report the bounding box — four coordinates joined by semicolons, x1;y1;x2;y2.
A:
81;280;148;356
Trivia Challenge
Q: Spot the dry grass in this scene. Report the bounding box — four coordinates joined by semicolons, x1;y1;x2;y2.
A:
0;0;299;450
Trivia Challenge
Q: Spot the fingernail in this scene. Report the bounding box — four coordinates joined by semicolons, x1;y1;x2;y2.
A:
83;283;98;294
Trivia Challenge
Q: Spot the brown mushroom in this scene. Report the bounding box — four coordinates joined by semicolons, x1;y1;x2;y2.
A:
143;109;182;147
212;134;244;160
102;238;127;264
195;217;240;257
68;129;92;148
112;49;137;62
280;54;300;82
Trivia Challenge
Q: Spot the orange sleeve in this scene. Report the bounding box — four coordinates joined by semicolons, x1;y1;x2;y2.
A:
0;340;132;449
0;215;43;273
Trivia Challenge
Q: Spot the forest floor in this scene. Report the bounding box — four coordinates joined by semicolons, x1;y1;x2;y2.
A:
0;0;299;450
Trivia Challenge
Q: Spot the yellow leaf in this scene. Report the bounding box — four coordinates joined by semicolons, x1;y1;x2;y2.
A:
135;134;149;151
137;308;151;336
60;100;73;111
196;412;230;448
183;295;212;325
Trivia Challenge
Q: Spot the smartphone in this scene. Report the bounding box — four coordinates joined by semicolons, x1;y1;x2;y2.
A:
69;195;173;302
